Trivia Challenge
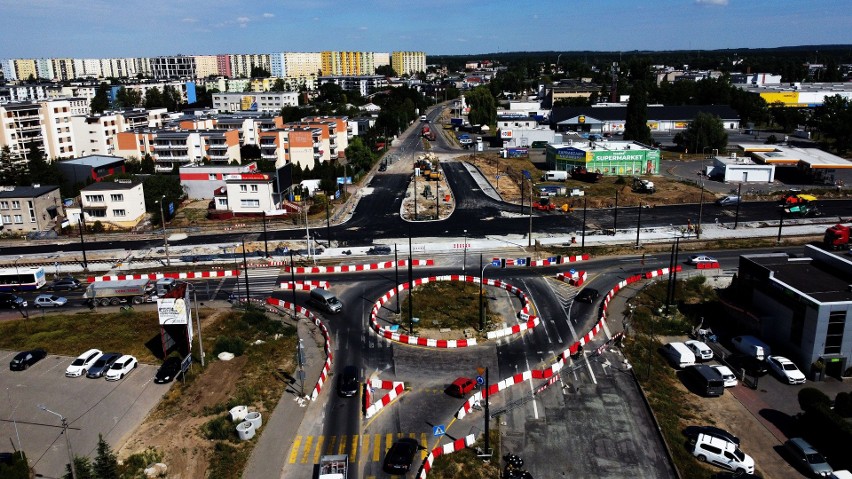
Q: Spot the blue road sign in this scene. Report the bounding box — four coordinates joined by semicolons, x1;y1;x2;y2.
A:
522;169;531;179
476;375;485;385
516;258;527;266
491;259;501;267
433;425;446;437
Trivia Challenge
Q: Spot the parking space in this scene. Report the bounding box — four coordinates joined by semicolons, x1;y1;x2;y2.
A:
0;349;170;478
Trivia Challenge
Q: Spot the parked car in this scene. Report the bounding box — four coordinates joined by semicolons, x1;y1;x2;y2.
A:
685;340;714;361
446;377;477;398
367;245;392;255
784;437;833;477
86;352;122;378
34;294;67;308
692;433;755;474
104;354;137;381
661;342;696;369
154;356;184;384
711;365;738;388
767;356;806;385
684;425;740;445
65;349;103;377
50;277;81;291
337;365;359;397
716;195;741;206
0;293;26;309
383;437;420;475
9;348;47;371
575;288;600;303
687;254;718;265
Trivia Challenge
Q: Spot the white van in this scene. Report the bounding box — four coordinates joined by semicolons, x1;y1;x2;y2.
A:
731;336;771;361
661;342;696;369
309;288;342;314
693;433;755;474
544;170;568;181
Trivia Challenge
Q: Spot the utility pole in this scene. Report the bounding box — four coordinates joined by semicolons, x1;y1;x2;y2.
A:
241;237;251;301
483;367;491;458
581;195;588;253
636;202;642;247
528;180;533;247
697;183;705;239
613;189;619;234
289;249;297;315
734;183;743;229
78;217;88;270
408;231;414;334
262;211;269;258
394;244;400;314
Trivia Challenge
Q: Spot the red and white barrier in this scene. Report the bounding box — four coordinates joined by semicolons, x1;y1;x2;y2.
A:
455;266;682;420
279;280;330;291
417;434;477;479
370;275;542;348
556;270;587;287
89;270;240;282
695;261;720;269
364;378;406;419
265;298;333;401
286;259;434;274
492;254;590;268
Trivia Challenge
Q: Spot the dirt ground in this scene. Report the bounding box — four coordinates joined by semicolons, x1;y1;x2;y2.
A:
117;310;246;479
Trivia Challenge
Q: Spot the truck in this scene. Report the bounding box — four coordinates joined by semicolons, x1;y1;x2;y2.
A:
543;170;568;181
319;454;348;479
83;279;159;307
570;167;602;183
632;177;656;193
450;118;464;127
823;224;851;250
421;125;436;141
501;147;529;159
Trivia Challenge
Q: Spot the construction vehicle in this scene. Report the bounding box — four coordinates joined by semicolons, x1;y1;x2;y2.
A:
83;279;164;307
781;193;817;205
319;454;348;479
632;177;656;193
823;224;851;250
780;193;820;216
532;197;556;211
421;125;436;141
570;167;602;183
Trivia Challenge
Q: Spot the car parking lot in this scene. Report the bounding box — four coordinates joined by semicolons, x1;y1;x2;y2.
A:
0;349;170;478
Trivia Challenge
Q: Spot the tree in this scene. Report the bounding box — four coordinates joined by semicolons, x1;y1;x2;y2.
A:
466;86;496;128
250;66;270;78
24;145;63;186
375;65;397;77
679;112;728;153
623;82;652;145
90;82;111;114
142;174;183;223
113;87;141;109
163;85;182;112
140;154;156;174
63;456;95;479
144;87;163;109
344;137;375;174
92;434;119;479
812;94;852;155
240;144;261;160
270;78;286;92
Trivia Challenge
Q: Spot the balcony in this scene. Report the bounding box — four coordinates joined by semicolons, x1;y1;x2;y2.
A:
154;143;186;151
208;154;230;161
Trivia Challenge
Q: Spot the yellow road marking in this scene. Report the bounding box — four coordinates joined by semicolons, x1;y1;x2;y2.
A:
300;435;313;464
326;435;338;455
288;436;302;464
313;436;325;464
372;433;381;462
351;435;359;460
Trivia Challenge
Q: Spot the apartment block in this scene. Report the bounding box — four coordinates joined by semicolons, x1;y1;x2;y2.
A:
0;102;46;162
259;126;324;170
230;53;270;78
193;55;219;78
115;128;241;171
71;112;119;157
391;51;426;76
318;75;387;96
212;91;298;113
41;98;84;160
151;56;197;80
321;51;376;76
216;54;232;77
300;116;350;159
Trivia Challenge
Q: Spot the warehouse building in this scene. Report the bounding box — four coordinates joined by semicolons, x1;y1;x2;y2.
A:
551;105;741;135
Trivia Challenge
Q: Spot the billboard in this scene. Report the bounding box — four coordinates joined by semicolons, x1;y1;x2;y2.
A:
158;296;190;325
500;130;513;139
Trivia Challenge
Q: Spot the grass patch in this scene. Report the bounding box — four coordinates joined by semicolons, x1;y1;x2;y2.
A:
207;441;251;479
399;281;499;334
427;428;502;479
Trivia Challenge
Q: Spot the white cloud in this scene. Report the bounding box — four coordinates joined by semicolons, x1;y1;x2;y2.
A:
237;16;250;27
694;0;729;5
262;12;274;18
358;26;368;31
182;17;198;23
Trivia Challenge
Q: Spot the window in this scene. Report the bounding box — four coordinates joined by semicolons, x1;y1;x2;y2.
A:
13;215;22;224
11;201;19;209
217;198;228;207
113;209;126;217
209;174;217;180
0;201;7;209
240;199;260;208
2;215;10;224
250;184;258;192
85;195;105;203
240;185;247;192
824;310;846;355
110;194;124;202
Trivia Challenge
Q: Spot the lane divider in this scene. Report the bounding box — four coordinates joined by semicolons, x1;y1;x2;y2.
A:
556;270;587;286
284;259;434;274
364;378;406;419
279;280;330;291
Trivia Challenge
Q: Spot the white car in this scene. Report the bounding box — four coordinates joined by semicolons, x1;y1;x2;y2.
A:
105;354;137;381
767;355;806;384
688;255;717;265
685;340;714;361
711;365;738;388
34;294;68;308
65;349;103;377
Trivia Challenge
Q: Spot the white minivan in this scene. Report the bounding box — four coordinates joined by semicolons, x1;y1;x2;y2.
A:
731;335;771;361
693;433;755;474
661;342;696;369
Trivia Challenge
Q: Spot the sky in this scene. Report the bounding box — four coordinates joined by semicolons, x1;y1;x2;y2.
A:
0;0;850;59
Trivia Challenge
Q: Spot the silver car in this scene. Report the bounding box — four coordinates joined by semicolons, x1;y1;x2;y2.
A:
34;294;68;308
86;352;122;378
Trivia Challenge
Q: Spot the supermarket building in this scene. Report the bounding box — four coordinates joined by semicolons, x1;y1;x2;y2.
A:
545;140;660;176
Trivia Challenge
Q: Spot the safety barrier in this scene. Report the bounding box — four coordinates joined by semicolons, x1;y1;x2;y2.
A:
285;259;434;274
417;434;477;479
454;265;682;420
279;280;330;291
89;270;240;282
695;261;720;269
492;253;590;268
364;378;406;419
265;298;333;401
369;275;541;347
556;270;587;287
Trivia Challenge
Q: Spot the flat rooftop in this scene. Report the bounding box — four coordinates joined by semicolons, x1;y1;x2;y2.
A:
747;254;852;303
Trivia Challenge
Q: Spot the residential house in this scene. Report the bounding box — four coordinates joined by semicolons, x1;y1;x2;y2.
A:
0;184;63;233
79;180;146;229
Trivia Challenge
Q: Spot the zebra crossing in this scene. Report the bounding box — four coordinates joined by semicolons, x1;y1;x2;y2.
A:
235;267;283;298
287;432;430;465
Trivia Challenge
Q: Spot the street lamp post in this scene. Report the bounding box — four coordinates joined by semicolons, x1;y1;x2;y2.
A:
14;255;23;288
77;217;88;270
38;405;77;479
581;195;587;252
462;229;468;272
241;237;251;301
479;254;495;332
157;195;170;266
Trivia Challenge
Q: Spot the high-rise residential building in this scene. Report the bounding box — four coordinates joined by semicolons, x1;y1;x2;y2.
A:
270;53;286;78
34;59;54;80
151;56;196;80
374;52;390;70
216;54;232;77
318;75;387;96
230;53;270;78
269;52;322;78
14;59;38;81
1;59;16;81
50;58;76;81
212;91;299;113
42;98;87;159
74;58;104;79
71;112;119;157
391;51;426;76
194;55;219;78
321;51;376;76
0;102;46;162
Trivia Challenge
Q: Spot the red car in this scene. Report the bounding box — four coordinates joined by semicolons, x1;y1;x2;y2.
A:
446;377;476;397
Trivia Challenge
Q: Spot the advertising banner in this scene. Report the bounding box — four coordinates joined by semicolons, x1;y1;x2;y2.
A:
158;297;190;325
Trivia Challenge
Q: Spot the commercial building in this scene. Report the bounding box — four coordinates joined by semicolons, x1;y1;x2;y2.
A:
56;155;126;188
706;152;776;183
496;115;556;148
551;105;741;134
212;91;299;113
736;143;852;185
545;140;660;176
79;180;146;229
0;184;63;233
737;247;852;379
735;82;852;108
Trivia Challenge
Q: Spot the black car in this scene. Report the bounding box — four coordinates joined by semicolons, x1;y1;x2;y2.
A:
86;352;122;378
383;437;420;475
9;349;47;370
367;245;392;255
154;356;184;384
684;425;740;445
337;365;359;397
575;288;600;303
50;277;82;291
726;354;769;377
0;293;26;309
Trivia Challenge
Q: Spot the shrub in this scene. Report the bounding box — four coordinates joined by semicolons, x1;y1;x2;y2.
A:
202;415;234;441
798;387;832;412
214;336;246;356
835;391;852;418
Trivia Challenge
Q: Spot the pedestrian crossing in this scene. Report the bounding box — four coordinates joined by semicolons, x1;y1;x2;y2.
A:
239;268;282;298
287;432;429;465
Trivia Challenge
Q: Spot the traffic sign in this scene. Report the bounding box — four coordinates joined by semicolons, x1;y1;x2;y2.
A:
491;259;501;267
433;425;446;437
476;375;485;385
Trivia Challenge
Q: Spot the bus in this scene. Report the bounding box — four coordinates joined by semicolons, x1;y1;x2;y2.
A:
0;266;47;292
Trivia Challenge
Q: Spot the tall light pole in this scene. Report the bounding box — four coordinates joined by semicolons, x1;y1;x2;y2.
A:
14;255;23;288
479;254;496;332
38;404;77;479
462;229;468;273
241;236;251;301
157;195;170;266
177;281;204;367
78;217;88;271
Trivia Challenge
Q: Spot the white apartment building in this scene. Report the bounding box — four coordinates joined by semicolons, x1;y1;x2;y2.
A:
374;52;390;70
214;173;276;215
194;55;219;78
212;92;298;113
0;102;45;162
230;54;271;78
71;112;120;157
41;98;87;160
318;75;388;96
79;180;146;229
74;58;104;79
